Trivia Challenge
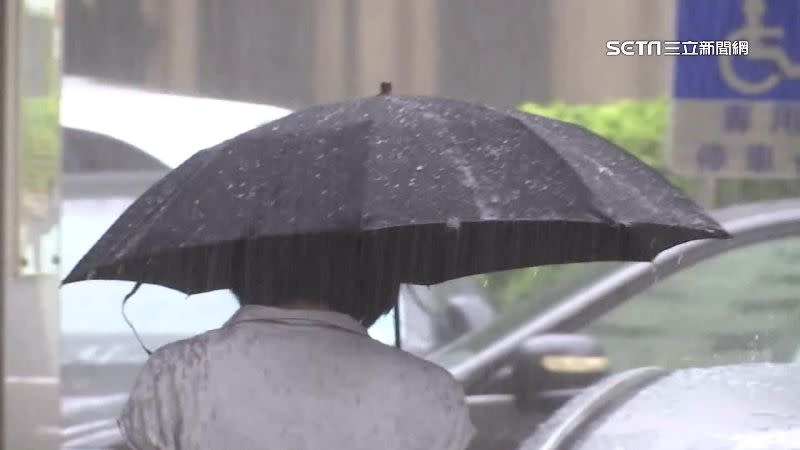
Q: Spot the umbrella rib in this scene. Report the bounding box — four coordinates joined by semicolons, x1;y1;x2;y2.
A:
109;148;225;262
506;112;619;224
120;281;152;356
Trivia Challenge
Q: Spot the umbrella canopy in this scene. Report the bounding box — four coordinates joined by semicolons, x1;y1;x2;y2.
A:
64;90;728;303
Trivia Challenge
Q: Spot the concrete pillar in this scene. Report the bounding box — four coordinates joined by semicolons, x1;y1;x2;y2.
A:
406;0;439;96
1;1;61;448
312;0;348;103
354;0;400;96
548;0;674;103
165;0;198;92
140;0;199;94
140;0;165;90
312;0;440;101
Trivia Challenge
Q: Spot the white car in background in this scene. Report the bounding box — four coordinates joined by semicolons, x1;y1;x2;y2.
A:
60;77;292;448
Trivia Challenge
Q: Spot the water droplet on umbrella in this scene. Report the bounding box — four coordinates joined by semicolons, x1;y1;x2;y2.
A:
446;217;461;229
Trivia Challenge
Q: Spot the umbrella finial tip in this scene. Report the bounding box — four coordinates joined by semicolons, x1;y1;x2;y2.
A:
380;82;392;95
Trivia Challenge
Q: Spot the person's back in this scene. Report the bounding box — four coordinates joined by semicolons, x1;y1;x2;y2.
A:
119;304;475;450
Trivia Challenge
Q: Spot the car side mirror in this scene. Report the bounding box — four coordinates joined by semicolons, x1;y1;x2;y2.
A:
512;334;609;411
436;294;496;343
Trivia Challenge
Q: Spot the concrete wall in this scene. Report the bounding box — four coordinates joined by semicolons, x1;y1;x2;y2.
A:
63;0;676;108
547;0;675;103
2;1;61;448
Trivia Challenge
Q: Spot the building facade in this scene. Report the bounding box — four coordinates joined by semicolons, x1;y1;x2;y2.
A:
64;0;677;108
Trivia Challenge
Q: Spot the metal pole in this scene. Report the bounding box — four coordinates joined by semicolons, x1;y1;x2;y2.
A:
1;1;62;447
394;294;401;349
0;0;12;444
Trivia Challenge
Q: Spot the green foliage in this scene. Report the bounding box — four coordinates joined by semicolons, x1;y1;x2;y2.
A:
476;263;608;311
519;97;667;170
517;97;696;193
21;96;60;194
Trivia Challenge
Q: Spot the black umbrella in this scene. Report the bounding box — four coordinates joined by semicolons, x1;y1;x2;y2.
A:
63;84;728;316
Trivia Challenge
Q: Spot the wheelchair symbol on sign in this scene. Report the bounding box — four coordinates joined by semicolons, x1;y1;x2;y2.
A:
719;0;800;94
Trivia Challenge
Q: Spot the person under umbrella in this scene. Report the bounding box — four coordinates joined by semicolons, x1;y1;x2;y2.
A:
64;84;728;450
118;248;474;450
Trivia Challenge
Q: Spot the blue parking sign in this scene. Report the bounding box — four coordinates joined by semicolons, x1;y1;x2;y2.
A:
669;0;800;178
675;0;800;101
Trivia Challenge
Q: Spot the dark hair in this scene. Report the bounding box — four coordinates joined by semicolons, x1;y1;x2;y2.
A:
228;238;400;327
230;276;399;327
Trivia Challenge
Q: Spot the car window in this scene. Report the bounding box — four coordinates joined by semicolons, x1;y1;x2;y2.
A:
426;261;624;369
582;236;800;371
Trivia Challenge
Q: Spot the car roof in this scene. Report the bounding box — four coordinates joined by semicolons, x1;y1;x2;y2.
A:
564;363;800;450
60;76;293;169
